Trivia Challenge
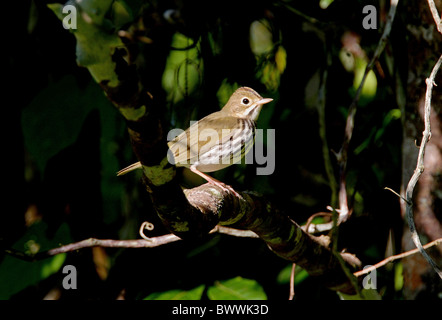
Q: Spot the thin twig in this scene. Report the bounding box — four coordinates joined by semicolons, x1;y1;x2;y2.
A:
212;226;259;238
384;187;409;204
330;207;361;295
139;221;155;240
4;235;181;262
3;226;259;261
427;0;442;34
289;263;296;300
275;2;322;25
289;212;331;299
301;211;332;233
317;52;339;209
354;238;442;277
404;54;442;279
337;0;399;223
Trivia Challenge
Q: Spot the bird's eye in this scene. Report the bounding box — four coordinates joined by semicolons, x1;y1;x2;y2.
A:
242;98;250;105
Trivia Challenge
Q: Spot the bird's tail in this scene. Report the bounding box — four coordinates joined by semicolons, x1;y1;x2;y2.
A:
117;161;142;176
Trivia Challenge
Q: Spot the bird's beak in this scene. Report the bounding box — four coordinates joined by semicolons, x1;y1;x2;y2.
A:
257;98;273;105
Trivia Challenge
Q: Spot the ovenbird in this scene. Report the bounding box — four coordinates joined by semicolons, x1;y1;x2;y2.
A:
117;87;273;196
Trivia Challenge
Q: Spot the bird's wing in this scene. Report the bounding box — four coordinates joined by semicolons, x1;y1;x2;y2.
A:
167;114;254;167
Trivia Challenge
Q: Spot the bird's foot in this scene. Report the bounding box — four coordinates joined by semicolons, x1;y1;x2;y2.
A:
209;180;242;198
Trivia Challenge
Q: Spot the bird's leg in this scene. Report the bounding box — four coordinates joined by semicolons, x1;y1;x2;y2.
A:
189;166;242;198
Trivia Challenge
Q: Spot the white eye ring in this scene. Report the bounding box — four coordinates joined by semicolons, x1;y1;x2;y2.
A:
241;97;250;105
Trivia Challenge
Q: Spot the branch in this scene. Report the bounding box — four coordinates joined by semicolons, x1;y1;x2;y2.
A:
49;0;362;294
317;52;339;209
213;226;259;238
275;2;323;25
3;226;258;262
427;0;442;34
184;185;361;294
354;238;442;277
50;0;218;239
4;236;180;262
404;54;442;279
336;0;399;223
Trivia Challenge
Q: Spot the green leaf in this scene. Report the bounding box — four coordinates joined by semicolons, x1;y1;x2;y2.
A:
22;74;124;226
48;0;125;86
22;75;110;173
276;264;309;285
112;0;133;29
249;20;273;56
216;80;240;108
319;0;335;9
0;222;72;299
353;58;377;102
275;46;287;74
144;284;205;300
394;262;404;292
207;276;267;300
374;109;401;143
162;33;203;104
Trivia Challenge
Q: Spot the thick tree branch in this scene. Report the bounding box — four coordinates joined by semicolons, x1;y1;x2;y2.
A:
49;0;362;294
184;184;361;293
50;0;219;239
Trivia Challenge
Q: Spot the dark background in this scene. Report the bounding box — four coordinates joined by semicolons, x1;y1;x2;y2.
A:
1;0;439;300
